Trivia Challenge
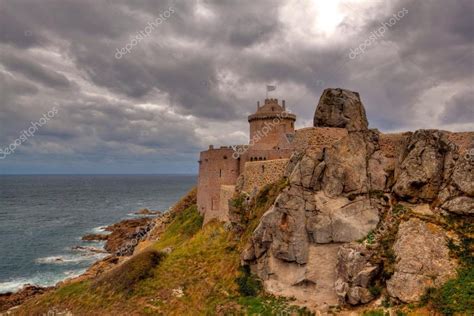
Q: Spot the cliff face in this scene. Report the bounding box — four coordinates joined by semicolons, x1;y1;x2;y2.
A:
241;88;473;309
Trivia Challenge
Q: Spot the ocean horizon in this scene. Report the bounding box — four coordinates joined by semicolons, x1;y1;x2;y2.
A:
0;174;196;293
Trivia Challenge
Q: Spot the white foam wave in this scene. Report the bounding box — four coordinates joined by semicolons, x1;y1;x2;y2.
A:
91;225;110;234
0;269;86;294
35;252;105;265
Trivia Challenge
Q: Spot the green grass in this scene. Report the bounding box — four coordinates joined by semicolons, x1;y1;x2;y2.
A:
362;309;388;316
152;204;203;250
238;296;314;315
93;250;166;294
421;268;474;315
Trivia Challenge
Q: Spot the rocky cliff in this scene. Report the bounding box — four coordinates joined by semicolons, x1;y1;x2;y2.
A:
241;88;473;311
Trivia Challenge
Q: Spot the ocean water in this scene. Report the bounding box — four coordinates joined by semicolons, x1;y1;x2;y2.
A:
0;174;196;293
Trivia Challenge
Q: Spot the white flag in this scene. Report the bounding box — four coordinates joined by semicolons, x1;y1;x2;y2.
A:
266;85;276;92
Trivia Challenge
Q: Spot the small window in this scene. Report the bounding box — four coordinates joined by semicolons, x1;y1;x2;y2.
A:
223;155;227;159
261;165;265;173
219;169;222;177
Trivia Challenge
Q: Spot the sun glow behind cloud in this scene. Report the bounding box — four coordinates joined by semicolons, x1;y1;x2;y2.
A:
310;0;346;36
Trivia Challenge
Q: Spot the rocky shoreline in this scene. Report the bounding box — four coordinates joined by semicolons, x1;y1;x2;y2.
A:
0;212;162;313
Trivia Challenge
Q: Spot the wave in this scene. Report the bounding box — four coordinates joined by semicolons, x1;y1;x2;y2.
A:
35;252;107;265
0;269;86;294
126;212;159;217
90;225;110;234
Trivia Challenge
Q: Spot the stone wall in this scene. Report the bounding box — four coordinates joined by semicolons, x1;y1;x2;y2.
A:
292;127;348;153
242;159;289;193
202;185;235;225
379;132;409;159
447;131;474;152
197;147;240;216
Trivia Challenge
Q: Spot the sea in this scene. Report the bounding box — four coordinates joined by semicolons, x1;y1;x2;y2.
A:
0;174;196;294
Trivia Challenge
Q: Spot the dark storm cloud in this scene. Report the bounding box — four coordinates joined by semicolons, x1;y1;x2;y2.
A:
1;52;71;88
0;0;472;173
440;90;474;124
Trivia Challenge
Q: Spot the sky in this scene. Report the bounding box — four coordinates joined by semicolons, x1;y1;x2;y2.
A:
0;0;472;174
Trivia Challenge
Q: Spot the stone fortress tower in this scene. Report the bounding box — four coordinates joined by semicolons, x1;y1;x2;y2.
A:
197;98;297;223
248;98;296;151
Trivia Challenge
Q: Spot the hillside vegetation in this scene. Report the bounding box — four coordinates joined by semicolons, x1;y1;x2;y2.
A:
16;182;311;315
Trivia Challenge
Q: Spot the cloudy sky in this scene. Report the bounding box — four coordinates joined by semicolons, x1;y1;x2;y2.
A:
0;0;472;174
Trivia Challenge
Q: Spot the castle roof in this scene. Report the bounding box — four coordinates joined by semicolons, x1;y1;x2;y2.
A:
256;98;285;114
248;98;296;122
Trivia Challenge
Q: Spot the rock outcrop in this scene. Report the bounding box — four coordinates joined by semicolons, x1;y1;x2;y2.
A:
307;192;380;244
393;130;455;202
314;88;369;131
103;218;154;255
386;218;458;303
0;285;52;312
335;243;379;305
241;88;472;311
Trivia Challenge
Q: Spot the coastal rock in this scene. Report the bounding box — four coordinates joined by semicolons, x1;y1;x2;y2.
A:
451;157;474;196
0;285;52;312
134;208;160;215
335;243;379;305
321;131;380;197
104;217;154;255
307;192;380;243
313;88;369;131
82;233;108;241
256;244;340;308
253;188;309;264
441;196;474;214
393;130;454;202
438;156;474;214
387;218;458;303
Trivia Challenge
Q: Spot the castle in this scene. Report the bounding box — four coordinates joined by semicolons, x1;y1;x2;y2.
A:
197;90;473;224
197;97;348;223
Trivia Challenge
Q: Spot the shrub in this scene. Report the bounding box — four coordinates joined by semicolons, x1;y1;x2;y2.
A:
369;285;381;297
235;265;262;297
94;250;166;294
429;268;474;315
363;309;388;316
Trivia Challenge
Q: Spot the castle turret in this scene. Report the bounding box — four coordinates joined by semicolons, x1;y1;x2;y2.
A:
247;98;296;150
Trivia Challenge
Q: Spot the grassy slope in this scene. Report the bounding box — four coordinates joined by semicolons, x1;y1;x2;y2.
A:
16;181;297;315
